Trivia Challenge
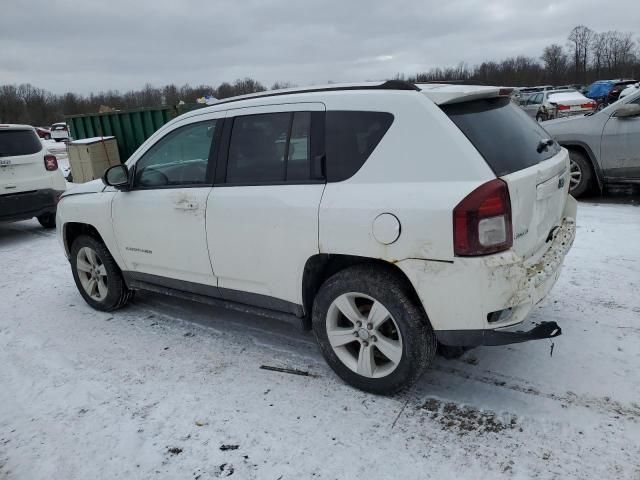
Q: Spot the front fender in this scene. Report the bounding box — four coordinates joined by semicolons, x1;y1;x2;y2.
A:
56;191;124;268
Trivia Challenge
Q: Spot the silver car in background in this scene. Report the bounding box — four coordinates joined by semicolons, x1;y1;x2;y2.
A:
522;90;596;122
542;89;640;197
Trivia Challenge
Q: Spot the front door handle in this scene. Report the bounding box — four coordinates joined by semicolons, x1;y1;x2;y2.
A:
174;201;198;210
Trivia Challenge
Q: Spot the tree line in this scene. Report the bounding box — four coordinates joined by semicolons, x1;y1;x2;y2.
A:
402;26;639;87
1;25;638;126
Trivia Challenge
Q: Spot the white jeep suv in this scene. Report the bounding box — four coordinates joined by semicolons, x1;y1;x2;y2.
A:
56;81;577;394
1;124;66;228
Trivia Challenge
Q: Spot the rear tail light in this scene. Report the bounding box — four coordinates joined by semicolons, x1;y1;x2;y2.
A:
44;154;58;171
581;102;596;109
556;104;570;111
453;179;512;256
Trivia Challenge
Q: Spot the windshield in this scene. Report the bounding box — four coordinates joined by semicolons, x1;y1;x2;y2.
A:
441;97;561;177
0;129;43;157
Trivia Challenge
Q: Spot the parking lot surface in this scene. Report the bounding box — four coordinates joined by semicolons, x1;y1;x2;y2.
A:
1;200;639;479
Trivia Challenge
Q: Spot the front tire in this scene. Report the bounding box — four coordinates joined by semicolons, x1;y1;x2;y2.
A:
568;150;593;197
37;213;56;229
312;265;437;395
70;235;134;311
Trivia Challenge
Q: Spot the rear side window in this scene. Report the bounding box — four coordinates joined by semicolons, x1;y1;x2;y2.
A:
227;113;291;183
226;112;315;184
325;111;394;182
0;130;42;157
441;98;561;177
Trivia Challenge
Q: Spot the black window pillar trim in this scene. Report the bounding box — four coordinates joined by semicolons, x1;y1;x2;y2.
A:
282;112;294;182
310;111;326;181
214;117;233;184
205;117;225;185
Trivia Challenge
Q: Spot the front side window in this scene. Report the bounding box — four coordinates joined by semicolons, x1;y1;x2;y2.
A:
226;112;313;184
134;120;216;188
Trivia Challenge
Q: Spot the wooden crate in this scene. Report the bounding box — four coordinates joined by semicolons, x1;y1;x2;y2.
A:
67;137;121;183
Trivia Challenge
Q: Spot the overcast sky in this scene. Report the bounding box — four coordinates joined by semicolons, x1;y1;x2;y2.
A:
1;0;639;94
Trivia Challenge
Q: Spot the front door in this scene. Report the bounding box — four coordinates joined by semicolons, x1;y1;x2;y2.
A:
601;96;640;181
112;117;221;287
206;103;326;312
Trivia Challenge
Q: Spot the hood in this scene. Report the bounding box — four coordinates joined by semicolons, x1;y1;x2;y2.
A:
60;179;106;197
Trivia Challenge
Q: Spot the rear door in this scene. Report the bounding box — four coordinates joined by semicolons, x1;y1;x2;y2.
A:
206;103;325;311
0;128;48;195
600;95;640;180
442;97;570;260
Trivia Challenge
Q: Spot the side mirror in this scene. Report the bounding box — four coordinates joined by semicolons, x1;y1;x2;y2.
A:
102;164;130;190
613;103;640;118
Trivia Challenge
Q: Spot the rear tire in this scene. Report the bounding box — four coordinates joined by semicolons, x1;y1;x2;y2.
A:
568;150;593;198
70;235;134;311
312;264;437;395
37;213;56;229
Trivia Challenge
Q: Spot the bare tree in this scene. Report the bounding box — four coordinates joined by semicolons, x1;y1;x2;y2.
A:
591;32;607;78
568;25;594;83
541;44;569;84
271;81;296;90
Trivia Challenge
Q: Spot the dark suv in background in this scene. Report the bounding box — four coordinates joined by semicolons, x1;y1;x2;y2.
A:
587;79;638;110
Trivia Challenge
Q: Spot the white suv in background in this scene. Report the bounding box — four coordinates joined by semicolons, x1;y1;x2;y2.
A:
56;81;577;394
1;124;66;228
50;122;71;142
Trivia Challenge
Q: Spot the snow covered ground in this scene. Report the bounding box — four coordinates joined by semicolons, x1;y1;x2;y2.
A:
0;200;639;479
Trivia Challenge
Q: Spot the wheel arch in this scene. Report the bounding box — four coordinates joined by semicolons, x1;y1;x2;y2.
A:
559;141;604;191
63;222;106;257
301;254;426;330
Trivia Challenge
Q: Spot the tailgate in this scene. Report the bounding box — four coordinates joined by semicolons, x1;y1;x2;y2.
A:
0;129;50;194
440;95;573;260
1;151;50;194
501;149;570;259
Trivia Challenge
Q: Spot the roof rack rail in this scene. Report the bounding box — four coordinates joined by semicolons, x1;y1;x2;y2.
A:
208;80;420;107
416;80;489;86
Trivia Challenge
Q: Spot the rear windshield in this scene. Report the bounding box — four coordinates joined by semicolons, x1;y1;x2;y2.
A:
51;124;67;130
441;97;560;177
0;130;42;157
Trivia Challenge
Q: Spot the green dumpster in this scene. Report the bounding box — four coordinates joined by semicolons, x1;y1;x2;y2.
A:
65;104;204;162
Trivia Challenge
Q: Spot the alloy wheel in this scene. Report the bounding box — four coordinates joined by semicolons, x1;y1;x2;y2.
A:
569;159;582;192
76;246;108;301
326;292;403;379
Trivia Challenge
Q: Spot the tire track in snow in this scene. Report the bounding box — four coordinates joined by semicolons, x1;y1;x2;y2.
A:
430;363;640;420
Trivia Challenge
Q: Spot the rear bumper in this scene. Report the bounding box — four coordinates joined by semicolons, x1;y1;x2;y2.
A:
0;189;63;222
435;320;562;347
554;110;591;119
398;196;577;347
